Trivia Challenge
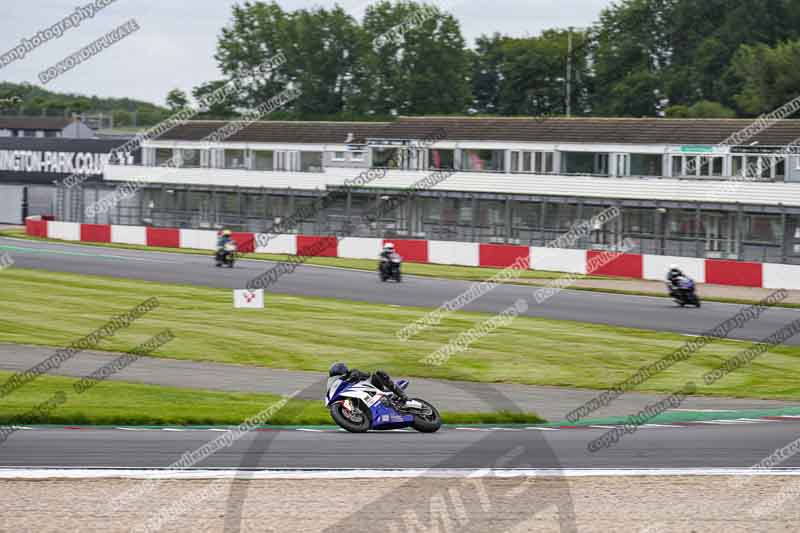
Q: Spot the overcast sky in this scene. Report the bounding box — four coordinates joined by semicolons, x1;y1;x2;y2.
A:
0;0;612;106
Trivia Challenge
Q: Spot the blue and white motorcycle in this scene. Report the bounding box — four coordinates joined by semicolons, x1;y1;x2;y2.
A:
667;276;701;308
325;376;442;433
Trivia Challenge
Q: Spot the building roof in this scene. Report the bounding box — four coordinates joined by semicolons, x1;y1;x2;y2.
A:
383;117;800;146
0;117;74;131
154;116;800;147
155;120;392;144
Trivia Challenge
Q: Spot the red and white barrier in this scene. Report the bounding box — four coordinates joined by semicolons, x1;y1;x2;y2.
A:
428;241;479;267
643;255;706;284
24;219;800;291
110;224;146;245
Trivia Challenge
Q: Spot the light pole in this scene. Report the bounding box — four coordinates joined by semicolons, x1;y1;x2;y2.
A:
566;27;588;117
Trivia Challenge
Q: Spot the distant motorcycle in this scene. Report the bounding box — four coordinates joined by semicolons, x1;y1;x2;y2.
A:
215;242;237;268
325;376;441;433
379;252;402;282
668;276;701;307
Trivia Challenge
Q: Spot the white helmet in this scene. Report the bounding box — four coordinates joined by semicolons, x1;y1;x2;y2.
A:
669;264;680;271
384;242;395;250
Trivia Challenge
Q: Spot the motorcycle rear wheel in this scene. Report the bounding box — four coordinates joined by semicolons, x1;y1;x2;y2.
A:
330;400;371;433
410;398;441;433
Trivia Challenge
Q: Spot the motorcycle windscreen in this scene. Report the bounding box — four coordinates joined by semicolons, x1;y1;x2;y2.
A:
325;377;348;404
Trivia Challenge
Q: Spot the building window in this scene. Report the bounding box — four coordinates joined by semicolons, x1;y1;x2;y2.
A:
712;157;723;177
351;151;365;162
23;130;36;137
510;151;554;173
562;152;595;174
44;130;58;138
544;152;554;172
300;151;323;172
775;157;786;180
253;150;274;171
428;149;454;169
629;154;662;177
733;154;785;180
179;149;202;168
461;149;504;172
332;151;346;161
373;148;400;168
155;148;174;166
224;149;247;169
744;214;782;244
672;156;683;176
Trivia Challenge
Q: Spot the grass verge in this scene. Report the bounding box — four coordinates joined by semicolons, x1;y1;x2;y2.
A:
0;370;544;426
1;268;799;400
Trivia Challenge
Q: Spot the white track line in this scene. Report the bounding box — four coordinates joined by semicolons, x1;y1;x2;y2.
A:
4;468;800;480
671;409;737;413
696;420;751;425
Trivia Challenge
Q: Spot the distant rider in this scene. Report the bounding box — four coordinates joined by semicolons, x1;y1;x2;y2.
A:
380;242;396;261
666;264;685;287
666;264;691;295
217;229;233;261
329;362;408;406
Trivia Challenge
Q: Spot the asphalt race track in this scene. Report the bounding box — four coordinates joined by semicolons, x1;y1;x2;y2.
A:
3;422;800;469
2;236;798;345
2;236;800;472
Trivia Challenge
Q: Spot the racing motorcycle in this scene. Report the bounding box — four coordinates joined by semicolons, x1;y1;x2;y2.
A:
667;276;701;308
215;242;238;268
325;376;441;433
379;252;402;282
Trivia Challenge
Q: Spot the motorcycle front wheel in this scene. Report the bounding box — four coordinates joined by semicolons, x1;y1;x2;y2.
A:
330;400;371;433
410;398;441;433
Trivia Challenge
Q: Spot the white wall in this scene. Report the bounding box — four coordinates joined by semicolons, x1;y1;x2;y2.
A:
530;247;587;274
255;234;296;255
643;255;706;283
111;224;146;245
179;229;217;250
428;241;479;267
763;263;800;290
47;221;81;241
0;185;22;224
339;237;382;260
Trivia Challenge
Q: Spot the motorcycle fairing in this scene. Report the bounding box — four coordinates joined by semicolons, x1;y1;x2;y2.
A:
326;377;414;429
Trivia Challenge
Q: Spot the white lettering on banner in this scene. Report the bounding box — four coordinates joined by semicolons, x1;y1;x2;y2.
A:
0;149;131;174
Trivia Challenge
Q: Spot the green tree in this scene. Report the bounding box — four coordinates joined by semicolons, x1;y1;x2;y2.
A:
493;29;591;116
354;1;471;115
192;81;239;118
591;0;675;116
471;33;506;114
165;89;189;111
731;39;800;115
216;1;361;116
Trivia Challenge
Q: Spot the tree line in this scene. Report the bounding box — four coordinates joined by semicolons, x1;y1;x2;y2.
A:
6;0;800;124
170;0;800;120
